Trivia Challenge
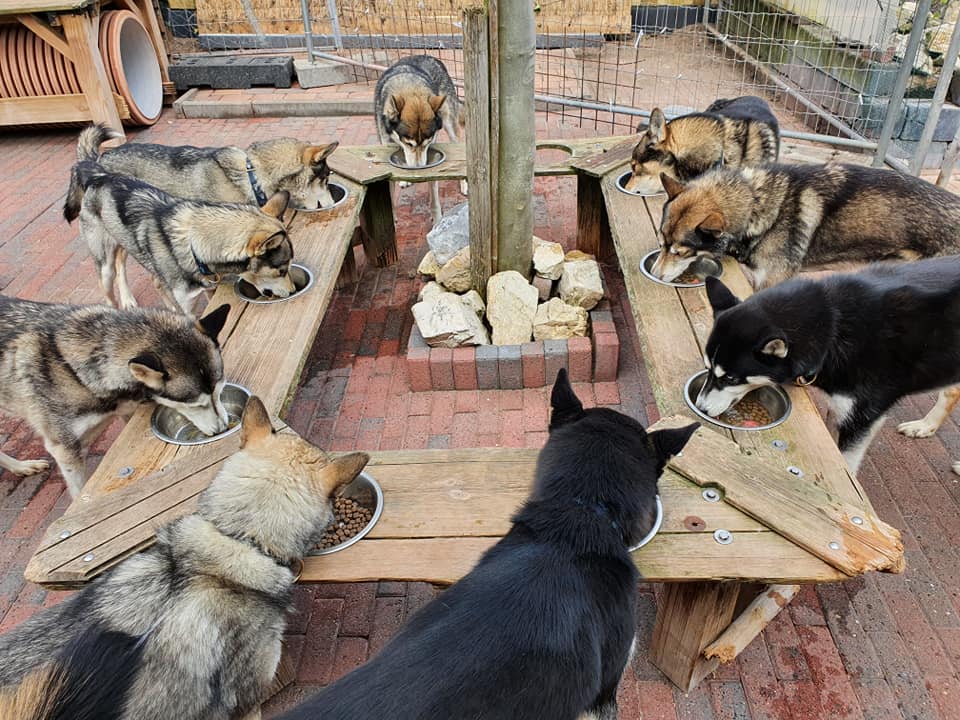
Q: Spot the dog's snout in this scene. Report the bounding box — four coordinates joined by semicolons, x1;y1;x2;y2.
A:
262;288;274;298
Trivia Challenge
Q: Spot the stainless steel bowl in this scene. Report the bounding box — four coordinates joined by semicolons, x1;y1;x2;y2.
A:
616;170;666;197
683;370;792;431
389;146;446;170
639;249;723;289
297;182;348;212
234;263;314;304
150;382;251;446
312;471;384;555
628;494;663;551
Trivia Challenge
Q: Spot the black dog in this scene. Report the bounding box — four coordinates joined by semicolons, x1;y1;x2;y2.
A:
279;369;698;720
698;257;960;474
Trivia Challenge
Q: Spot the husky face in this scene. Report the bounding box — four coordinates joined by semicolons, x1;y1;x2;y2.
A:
626;108;676;195
240;192;296;299
279;143;339;210
653;174;727;283
386;93;446;167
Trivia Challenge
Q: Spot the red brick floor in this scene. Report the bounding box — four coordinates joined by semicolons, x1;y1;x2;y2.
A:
0;106;959;719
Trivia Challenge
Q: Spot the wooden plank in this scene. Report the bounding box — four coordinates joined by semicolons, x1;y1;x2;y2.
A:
464;6;492;296
660;421;904;576
60;12;124;138
0;94;92;125
650;582;742;691
576;174;612;261
17;14;72;61
0;0;95;13
569;137;636;178
358;180;397;268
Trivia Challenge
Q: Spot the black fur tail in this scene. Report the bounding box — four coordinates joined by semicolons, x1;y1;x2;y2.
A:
0;625;143;720
64;125;121;222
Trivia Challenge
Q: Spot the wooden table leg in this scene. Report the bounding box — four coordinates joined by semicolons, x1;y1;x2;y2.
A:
359;180;398;268
650;581;742;691
60;11;125;140
576;173;612;261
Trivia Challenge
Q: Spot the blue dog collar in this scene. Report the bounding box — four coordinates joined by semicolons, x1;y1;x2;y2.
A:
246;159;268;206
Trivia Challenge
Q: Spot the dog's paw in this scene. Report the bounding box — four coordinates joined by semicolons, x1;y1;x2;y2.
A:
7;458;49;477
459;179;469;196
896;419;938;438
398;180;412;189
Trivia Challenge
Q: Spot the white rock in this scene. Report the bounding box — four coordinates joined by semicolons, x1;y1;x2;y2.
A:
533;298;588;340
486;271;538;345
436;245;472;293
426;201;469;265
417;250;441;277
558;259;604;310
461;289;485;318
532;236;565;280
532;274;553;301
418;281;444;302
412;291;489;348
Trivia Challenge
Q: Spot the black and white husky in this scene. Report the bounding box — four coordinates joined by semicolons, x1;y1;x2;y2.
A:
698;258;960;474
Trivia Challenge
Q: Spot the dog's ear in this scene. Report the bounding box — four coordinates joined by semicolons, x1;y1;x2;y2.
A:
240;396;273;448
246;230;287;256
705;276;740;313
648;422;699;470
128;352;166;391
698;212;725;235
661;173;685;200
759;336;788;358
388;95;405;119
319;452;370;495
429;94;447;113
197;303;230;343
304;142;338;166
647;108;667;142
261;191;290;219
549;368;585;430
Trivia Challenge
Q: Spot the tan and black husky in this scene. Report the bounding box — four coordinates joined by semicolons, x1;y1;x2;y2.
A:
375;55;466;223
65;161;295;315
654;162;960;289
0;298;230;496
0;395;369;720
67;124;340;210
625;96;779;195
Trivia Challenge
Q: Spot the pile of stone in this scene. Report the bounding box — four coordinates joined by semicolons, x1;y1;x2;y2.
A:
892;1;959;79
412;203;604;348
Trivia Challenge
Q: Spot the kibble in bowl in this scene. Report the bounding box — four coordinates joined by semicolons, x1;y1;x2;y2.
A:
311;471;383;555
683;370;791;431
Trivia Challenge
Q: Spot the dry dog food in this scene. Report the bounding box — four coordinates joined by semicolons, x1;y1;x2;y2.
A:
674;270;701;285
718;398;774;428
317;496;374;549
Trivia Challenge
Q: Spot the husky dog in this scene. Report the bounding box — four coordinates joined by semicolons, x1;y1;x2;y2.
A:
698;260;960;474
625;96;779;195
0;396;370;720
278;370;698;720
65;161;295;314
0;298;230;496
654;163;960;289
374;55;466;223
66;124;340;210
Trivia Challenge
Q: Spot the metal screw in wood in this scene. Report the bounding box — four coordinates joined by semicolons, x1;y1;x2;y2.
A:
828;541;841;550
771;439;788;451
117;466;135;478
82;553;95;562
851;516;864;526
59;530;71;539
714;529;733;544
702;488;721;503
786;466;804;478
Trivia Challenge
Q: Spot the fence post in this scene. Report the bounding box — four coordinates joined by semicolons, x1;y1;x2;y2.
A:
495;0;534;276
300;0;315;61
463;6;493;296
908;17;960;175
327;0;343;52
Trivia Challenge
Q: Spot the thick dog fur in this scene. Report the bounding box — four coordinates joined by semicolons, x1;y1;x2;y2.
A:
654;162;960;289
0;297;230;496
698;259;960;474
66;161;295;314
374;55;466;224
0;397;369;720
278;370;698;720
65;124;339;211
626;96;779;194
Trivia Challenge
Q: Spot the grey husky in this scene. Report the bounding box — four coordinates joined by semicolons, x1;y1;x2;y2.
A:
65;161;295;315
0;298;231;497
0;396;370;720
66;124;340;210
375;55;466;223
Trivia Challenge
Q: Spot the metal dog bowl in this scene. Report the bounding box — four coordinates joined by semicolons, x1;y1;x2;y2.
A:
683;370;792;432
389;146;446;170
150;382;250;446
312;471;384;555
234;263;314;304
298;182;349;212
628;494;664;551
639;249;722;289
616;170;666;197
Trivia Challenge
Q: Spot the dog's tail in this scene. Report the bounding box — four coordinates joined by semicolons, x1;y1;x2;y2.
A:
0;626;143;720
64;159;113;223
64;125;121;222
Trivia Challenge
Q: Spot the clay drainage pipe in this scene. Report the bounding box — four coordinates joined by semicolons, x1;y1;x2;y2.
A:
99;9;163;126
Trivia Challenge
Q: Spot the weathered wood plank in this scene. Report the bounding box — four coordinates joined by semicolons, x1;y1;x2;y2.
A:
576;174;613;261
60;12;124;137
464;6;493;295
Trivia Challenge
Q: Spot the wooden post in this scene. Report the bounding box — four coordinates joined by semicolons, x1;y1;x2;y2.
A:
576;174;612;260
359;180;398;267
488;0;499;276
650;581;742;691
61;11;125;140
495;0;534;275
463;7;493;297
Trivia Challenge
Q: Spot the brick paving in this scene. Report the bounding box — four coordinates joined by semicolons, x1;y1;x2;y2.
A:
0;103;959;719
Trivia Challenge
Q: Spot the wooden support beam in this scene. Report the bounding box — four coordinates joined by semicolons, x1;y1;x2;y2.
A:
576;173;612;260
704;584;800;663
463;6;493;297
650;581;742;691
17;14;73;62
359;179;398;267
60;11;125;140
